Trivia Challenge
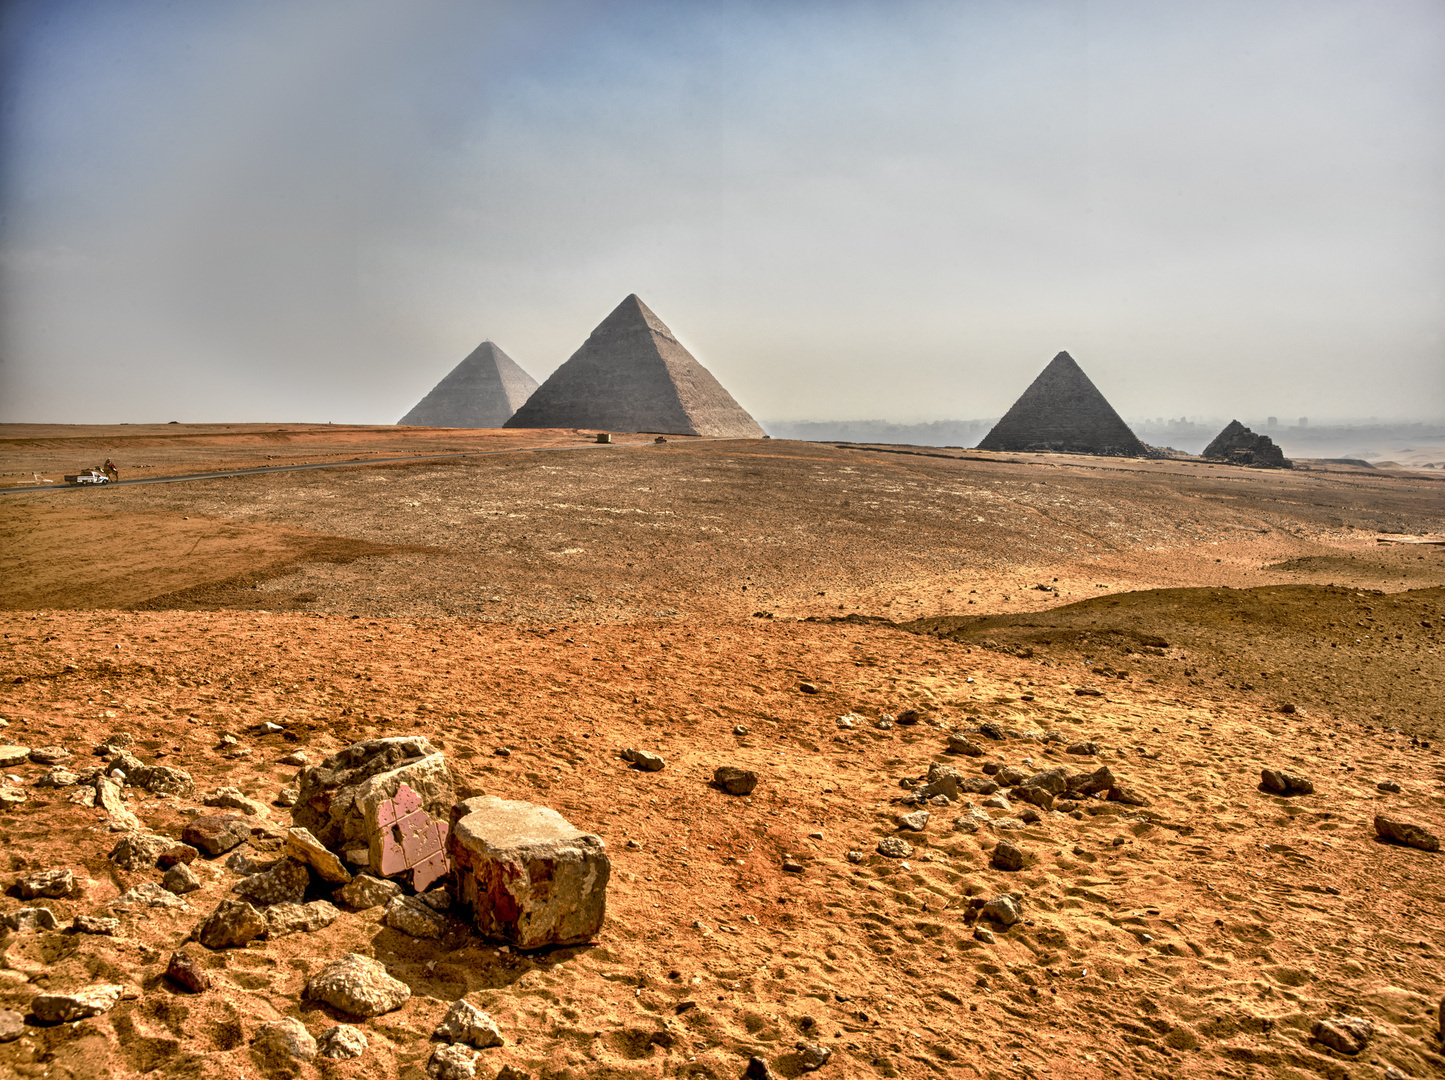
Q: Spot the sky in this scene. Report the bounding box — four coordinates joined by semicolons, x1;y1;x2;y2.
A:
0;0;1442;426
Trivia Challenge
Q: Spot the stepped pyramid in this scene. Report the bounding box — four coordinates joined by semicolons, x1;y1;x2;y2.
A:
503;294;764;437
1202;420;1290;468
977;351;1146;457
398;341;538;428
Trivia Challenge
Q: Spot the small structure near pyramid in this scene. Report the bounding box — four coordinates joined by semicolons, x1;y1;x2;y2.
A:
399;341;539;428
503;294;764;438
977;351;1147;457
1202;420;1290;468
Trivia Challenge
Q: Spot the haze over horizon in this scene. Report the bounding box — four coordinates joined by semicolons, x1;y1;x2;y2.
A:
1;0;1442;427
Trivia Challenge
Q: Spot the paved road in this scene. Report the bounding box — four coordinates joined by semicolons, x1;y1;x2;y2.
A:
0;440;681;496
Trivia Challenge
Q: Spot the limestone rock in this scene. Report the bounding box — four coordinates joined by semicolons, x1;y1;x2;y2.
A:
897;811;929;832
126;764;194;796
165;950;210;993
0;1010;22;1042
1260;769;1314;796
620;748;665;772
434;999;503;1048
30;984;123;1024
254;1017;317;1061
1066;741;1101;756
162;863;201;895
266;900;340;938
334;874;403;910
317;1024;368;1060
112;883;189;911
981;894;1023;926
285;827;352;884
1374;815;1440;852
197;898;267;949
0;747;30;768
304;953;411;1018
428;1043;480;1080
385;894;448;939
877;837;913;859
946;735;985;756
16;868;73;900
203;786;268;817
3;908;58;932
234;857;309;906
291;737;454;857
1312;1015;1372;1054
448;795;610;949
71;915;118;935
94;777;139;830
1065;766;1115;798
35;769;79;788
183;814;252;856
28;746;72;766
713;766;758;795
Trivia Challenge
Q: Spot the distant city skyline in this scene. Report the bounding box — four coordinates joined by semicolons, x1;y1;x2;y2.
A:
2;1;1442;426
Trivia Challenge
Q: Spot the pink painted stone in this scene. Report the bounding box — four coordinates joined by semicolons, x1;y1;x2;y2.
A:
371;782;450;891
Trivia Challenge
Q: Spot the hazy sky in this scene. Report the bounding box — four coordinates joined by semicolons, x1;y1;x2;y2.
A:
1;0;1442;425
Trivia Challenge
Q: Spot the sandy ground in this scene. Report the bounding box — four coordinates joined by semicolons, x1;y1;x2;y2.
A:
0;427;1443;1080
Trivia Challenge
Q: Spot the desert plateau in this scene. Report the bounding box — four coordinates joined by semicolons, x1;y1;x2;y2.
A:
0;423;1443;1080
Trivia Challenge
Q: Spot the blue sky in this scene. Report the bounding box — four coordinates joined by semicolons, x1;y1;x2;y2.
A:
1;0;1441;424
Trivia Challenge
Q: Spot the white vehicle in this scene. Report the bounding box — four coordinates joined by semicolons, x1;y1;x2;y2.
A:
65;470;110;485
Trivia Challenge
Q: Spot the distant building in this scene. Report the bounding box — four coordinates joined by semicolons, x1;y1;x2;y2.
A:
1267;416;1278;427
976;351;1147;457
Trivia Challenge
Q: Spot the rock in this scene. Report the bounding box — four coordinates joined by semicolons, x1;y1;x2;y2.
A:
165;950;210;992
28;746;72;766
982;795;1011;811
0;747;30;768
254;1017;317;1061
126;764;194;796
977;721;1005;740
799;682;818;694
713;766;758;795
304;953;411;1018
284;827;352;884
35;769;79;788
0;1010;22;1042
182;814;252;856
1377;779;1402;793
796;1040;832;1070
898;811;929;832
197;898;267;949
16;868;74;900
266;900;340;938
1260;769;1314;796
973;926;996;944
782;860;804;873
1311;1014;1372;1054
94;733;135;754
834;715;856;730
960;776;1000;795
162;863;201;895
202;786;268;817
434;998;504;1047
157;844;200;869
106;750;144;775
896;709;920;725
280;752;308;767
292;738;455;862
334;874;404;910
1106;783;1151;807
1066;741;1100;755
995;766;1028;787
30;984;122;1024
448;795;610;949
420;888;453;912
3;908;58;932
1072;688;1103;698
1013;786;1054;811
277;788;299;807
953;809;992;833
845;850;865;863
112;883;189;911
1018;806;1042;824
745;1058;775;1080
225;851;261;875
234;857;310;906
877;836;913;859
620;748;665;772
980;894;1023;926
0;788;26;808
71;915;118;935
386;894;449;939
1019;767;1068;795
991;841;1025;872
946;734;985;756
93;777;139;830
1065;766;1115;798
317;1024;368;1060
428;1043;480;1080
1374;815;1441;852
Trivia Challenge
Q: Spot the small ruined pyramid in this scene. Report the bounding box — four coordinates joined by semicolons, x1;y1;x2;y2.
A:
1202;420;1290;468
977;351;1147;457
503;294;764;437
398;341;539;428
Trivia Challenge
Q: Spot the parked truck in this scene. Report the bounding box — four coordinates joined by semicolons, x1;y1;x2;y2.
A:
64;469;110;485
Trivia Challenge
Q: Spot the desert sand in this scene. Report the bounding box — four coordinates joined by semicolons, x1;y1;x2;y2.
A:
0;424;1442;1080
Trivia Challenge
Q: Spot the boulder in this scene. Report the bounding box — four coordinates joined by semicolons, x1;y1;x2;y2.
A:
162;863;201;895
165;950;210;993
304;953;411;1018
4;908;58;932
30;984;122;1024
434;999;503;1048
182;814;252;856
980;894;1022;926
945;735;985;757
1106;783;1151;807
1012;786;1054;811
334;874;404;910
0;1010;22;1042
266;900;340;938
94;778;139;830
1374;815;1440;852
71;915;118;935
1065;766;1115;798
126;764;194;796
897;811;929;832
713;766;757;795
292;737;454;856
0;747;30;768
158;845;200;869
28;746;72;766
285;827;351;884
1260;769;1314;796
1019;768;1068;795
317;1024;368;1060
253;1017;317;1062
385;894;448;939
233;857;309;906
876;837;913;859
112;883;188;912
16;868;73;900
620;749;665;772
1311;1015;1372;1054
428;1044;480;1080
202;786;269;817
447;796;610;949
197;898;267;949
991;841;1025;872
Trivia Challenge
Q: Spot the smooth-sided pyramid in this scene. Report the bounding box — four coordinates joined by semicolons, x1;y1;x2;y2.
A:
503;294;765;437
398;341;539;428
977;351;1147;457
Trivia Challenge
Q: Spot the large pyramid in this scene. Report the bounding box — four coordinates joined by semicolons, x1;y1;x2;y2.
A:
398;341;539;427
503;294;765;438
977;351;1147;457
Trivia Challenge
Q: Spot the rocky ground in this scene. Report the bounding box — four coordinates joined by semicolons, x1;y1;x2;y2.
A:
0;428;1443;1080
